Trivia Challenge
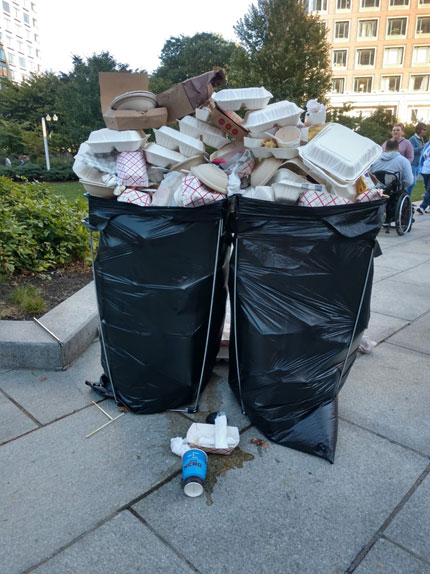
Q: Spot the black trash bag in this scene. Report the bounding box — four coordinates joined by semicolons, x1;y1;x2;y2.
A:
228;196;385;462
86;195;229;414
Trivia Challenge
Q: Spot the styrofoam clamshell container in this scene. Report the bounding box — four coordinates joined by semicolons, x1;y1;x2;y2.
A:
211;87;273;111
154;126;204;157
271;147;299;159
243;136;264;149
251;147;274;159
298;123;382;182
244;101;304;135
73;157;105;183
87;128;146;153
143;143;187;168
178;116;229;149
300;156;357;201
195;107;211;122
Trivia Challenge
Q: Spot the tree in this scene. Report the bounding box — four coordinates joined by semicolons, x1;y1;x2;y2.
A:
229;0;332;107
356;107;397;145
150;33;237;91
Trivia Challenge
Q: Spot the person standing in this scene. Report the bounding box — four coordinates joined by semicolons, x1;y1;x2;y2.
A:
382;123;414;164
416;141;430;215
407;122;427;196
5;157;11;166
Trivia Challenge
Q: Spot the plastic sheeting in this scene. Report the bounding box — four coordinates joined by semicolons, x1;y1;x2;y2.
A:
228;196;385;462
86;195;229;413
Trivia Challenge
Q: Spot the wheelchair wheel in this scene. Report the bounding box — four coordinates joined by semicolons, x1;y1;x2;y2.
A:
395;192;412;235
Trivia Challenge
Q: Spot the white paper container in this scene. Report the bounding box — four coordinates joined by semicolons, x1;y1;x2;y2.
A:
251;147;274;159
178;116;201;138
195;107;211;122
243;136;264;149
272;181;304;204
244;101;304;135
87;128;146;153
178;116;229;149
243;186;275;201
186;422;240;455
154;126;205;157
271;147;299;159
143;143;187;168
298;123;382;182
73;157;105;183
271;168;308;185
79;180;115;198
300;156;358;201
212;87;273;111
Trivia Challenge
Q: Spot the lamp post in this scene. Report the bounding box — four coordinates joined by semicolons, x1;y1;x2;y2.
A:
41;113;58;171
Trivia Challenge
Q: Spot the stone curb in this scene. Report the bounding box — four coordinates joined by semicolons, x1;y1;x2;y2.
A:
0;282;98;370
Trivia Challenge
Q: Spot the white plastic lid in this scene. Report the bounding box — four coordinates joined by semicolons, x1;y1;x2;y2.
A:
183;481;204;497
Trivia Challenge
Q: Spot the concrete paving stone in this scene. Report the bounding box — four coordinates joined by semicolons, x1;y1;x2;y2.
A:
390;262;430;288
366;312;409;345
133;424;427;574
372;265;401;283
387;313;430;356
31;510;196;574
185;361;250;431
340;343;430;457
385;473;430;563
354;538;430;574
370;279;430;321
385;237;430;256
375;249;430;271
0;340;103;425
0;391;38;444
0;407;190;574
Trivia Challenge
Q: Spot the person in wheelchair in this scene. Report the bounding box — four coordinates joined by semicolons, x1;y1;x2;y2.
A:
370;139;414;190
370;140;415;235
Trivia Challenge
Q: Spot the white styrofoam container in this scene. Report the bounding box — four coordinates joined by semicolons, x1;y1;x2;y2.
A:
212;87;273;111
186;422;240;456
178;116;229;149
271;147;299;159
73;157;105;183
300;156;357;201
298;123;382;182
143;143;187;168
87;128;146;153
244;101;304;135
243;136;264;149
195;107;211;122
251;147;273;159
154;126;204;157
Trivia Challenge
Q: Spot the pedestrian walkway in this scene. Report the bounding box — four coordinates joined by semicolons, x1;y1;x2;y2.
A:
1;215;429;574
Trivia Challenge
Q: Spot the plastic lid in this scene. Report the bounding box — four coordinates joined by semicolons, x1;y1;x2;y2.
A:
183;481;204;497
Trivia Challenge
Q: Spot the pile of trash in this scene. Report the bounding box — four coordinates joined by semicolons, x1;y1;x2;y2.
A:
73;69;385;209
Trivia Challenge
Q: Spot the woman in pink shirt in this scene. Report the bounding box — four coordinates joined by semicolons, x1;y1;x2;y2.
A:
382;123;414;163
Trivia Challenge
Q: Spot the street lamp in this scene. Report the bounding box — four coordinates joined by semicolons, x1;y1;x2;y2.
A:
41;113;58;170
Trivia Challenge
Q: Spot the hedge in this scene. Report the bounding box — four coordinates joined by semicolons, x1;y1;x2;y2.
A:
0;163;78;182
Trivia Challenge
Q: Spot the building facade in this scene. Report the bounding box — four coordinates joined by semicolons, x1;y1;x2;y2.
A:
0;0;41;83
308;0;430;123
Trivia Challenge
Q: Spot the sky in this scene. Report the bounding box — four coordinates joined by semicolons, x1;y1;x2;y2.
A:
36;0;254;75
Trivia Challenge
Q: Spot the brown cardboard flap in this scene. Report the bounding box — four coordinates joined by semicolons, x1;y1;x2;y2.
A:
209;103;248;141
182;68;226;108
99;72;149;112
103;108;168;130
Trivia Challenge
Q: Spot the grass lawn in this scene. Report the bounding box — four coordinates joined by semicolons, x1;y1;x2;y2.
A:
411;179;425;203
46;181;87;202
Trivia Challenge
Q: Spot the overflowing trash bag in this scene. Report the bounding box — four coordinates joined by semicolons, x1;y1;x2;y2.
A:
85;195;229;413
228;196;385;462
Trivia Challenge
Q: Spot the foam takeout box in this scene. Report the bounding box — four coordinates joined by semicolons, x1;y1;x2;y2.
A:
99;72;168;130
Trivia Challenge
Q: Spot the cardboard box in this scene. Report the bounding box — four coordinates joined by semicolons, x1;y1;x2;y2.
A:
209;103;249;140
99;72;168;130
156;68;226;123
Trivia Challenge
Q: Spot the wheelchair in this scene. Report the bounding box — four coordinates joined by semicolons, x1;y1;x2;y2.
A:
372;170;413;236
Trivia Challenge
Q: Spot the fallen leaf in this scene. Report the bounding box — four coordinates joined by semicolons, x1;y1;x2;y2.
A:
40;376;47;382
376;563;384;568
251;438;269;448
118;406;129;413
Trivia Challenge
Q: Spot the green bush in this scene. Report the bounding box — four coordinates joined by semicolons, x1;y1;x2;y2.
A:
0;177;89;275
0;163;78;182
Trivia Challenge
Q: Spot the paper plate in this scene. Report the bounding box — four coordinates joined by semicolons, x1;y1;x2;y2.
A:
191;163;228;194
169;154;208;173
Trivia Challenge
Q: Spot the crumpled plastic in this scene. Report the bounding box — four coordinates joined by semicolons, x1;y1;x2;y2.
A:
170;437;191;457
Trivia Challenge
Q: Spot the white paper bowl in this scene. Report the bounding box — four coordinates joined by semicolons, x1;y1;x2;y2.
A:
111;91;157;112
191;163;228;193
79;180;115;198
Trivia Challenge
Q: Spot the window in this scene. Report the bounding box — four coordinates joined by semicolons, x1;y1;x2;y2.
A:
358;19;378;38
36;49;40;58
15;24;22;37
383;46;404;65
9;69;15;80
381;75;401;91
2;1;10;13
19;56;25;68
0;63;8;77
17;40;23;52
412;45;430;64
334;21;350;39
336;0;351;9
354;77;373;92
361;0;380;7
418;0;430;5
356;48;376;66
416;17;430;36
312;0;328;11
389;0;409;5
331;78;345;93
6;34;13;46
0;48;5;60
23;12;30;24
7;51;14;64
410;75;430;91
333;49;348;67
387;18;407;37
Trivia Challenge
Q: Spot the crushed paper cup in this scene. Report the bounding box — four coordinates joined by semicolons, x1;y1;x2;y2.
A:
117;151;149;187
298;190;353;207
117;188;152;207
175;174;225;207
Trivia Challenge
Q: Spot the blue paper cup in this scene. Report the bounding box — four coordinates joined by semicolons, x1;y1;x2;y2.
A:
182;448;208;497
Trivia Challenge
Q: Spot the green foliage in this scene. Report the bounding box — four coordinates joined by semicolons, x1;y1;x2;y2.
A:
0;163;77;182
356;107;397;145
151;33;237;88
6;285;47;315
229;0;332;107
0;177;89;275
326;103;358;130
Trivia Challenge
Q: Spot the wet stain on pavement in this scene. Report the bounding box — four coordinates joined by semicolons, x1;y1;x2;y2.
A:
204;447;255;506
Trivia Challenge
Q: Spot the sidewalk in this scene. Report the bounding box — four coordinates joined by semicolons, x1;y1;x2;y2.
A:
1;214;429;574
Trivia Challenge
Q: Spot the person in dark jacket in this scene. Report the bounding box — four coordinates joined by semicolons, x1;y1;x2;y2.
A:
407;122;427;196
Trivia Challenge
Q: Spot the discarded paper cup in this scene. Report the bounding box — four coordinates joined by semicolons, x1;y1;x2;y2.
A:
182;448;207;497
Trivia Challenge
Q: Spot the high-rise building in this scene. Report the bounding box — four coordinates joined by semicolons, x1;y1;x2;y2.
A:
308;0;430;123
0;0;41;83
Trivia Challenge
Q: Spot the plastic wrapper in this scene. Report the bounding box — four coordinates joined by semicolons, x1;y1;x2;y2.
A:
85;195;229;413
228;196;385;462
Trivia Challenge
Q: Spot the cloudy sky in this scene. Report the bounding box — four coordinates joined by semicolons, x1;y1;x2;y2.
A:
37;0;253;74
